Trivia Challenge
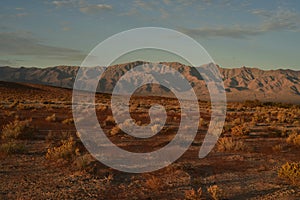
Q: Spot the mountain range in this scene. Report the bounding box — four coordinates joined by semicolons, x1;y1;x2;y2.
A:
1;61;299;104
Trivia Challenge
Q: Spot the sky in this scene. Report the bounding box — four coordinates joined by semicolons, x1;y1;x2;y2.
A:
0;0;300;70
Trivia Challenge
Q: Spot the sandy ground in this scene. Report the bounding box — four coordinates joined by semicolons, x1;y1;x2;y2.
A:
0;81;300;199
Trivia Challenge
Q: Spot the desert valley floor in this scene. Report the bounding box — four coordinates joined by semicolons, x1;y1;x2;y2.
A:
0;81;300;199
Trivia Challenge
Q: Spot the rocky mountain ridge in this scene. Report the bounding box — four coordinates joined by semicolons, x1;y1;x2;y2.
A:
1;61;299;103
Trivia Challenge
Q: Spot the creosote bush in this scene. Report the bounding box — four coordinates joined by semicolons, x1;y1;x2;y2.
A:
144;175;162;191
62;118;74;125
272;144;284;152
230;124;250;137
0;120;32;156
45;113;56;122
278;162;300;185
46;136;79;161
1;119;34;140
184;187;203;200
217;137;247;152
0;141;27;155
110;126;121;136
207;185;223;200
286;130;300;146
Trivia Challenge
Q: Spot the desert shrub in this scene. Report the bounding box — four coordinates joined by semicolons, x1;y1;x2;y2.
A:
102;173;114;185
46;131;73;144
278;162;300;185
223;123;232;133
286;130;300;146
184;187;203;200
104;116;115;126
110;126;121;136
1;119;34;140
73;153;94;170
144;175;162;190
199;117;208;127
277;113;287;123
96;105;107;112
231;124;250;137
62;118;74;125
232;118;242;126
217;137;246;152
45;113;56;122
272;144;284;152
46;136;79;161
207;185;223;200
0;141;27;155
151;124;162;134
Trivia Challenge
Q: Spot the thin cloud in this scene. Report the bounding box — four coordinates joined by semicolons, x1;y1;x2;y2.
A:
133;0;156;10
16;13;29;17
260;9;299;31
51;0;80;8
0;32;85;60
51;0;112;14
79;4;112;14
251;9;272;17
180;26;261;39
181;8;300;39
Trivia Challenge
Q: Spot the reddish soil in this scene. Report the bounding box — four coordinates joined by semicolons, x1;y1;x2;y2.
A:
0;81;300;199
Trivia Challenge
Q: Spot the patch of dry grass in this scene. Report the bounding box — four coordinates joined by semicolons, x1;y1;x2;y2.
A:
184;187;203;200
0;141;27;155
46;136;79;161
278;162;300;185
286;130;300;146
1;119;34;140
144;175;163;191
45;113;56;122
217;137;247;152
207;185;224;200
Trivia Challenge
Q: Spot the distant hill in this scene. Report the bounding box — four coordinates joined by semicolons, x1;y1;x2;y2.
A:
1;61;299;103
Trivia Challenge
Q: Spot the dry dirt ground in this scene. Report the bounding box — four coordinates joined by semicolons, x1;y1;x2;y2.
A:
0;81;300;199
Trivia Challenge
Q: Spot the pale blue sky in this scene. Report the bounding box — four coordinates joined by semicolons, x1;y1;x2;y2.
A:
0;0;300;70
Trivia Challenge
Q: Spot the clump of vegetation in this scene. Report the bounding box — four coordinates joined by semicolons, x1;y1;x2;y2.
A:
0;141;27;155
217;137;247;152
0;120;32;156
230;124;250;137
110;126;121;136
102;173;114;185
144;175;162;191
184;187;203;200
73;153;94;170
272;144;284;152
46;131;72;145
104;115;115;126
278;162;300;185
46;136;79;161
62;118;74;125
286;130;300;146
207;185;223;200
1;119;34;140
45;113;57;122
